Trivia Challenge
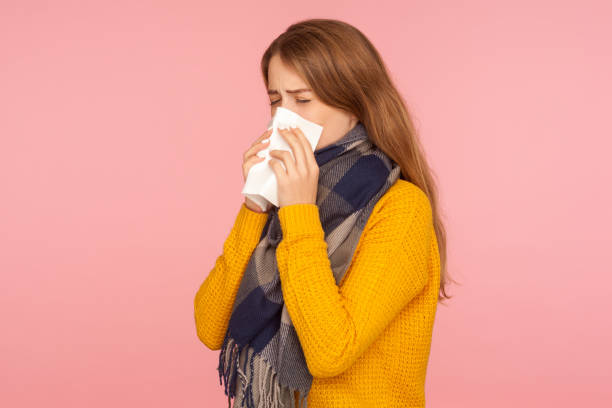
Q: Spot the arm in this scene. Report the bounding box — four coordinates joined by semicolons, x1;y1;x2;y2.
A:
275;189;433;378
194;202;269;350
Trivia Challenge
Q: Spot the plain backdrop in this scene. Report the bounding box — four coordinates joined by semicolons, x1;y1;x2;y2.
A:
1;1;610;407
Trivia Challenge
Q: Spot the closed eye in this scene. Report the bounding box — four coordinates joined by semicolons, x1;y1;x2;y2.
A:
270;99;310;106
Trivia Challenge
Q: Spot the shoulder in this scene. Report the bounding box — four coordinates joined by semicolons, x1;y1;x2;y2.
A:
360;179;432;240
372;179;432;219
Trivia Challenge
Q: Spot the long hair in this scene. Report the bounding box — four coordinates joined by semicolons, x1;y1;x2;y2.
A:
260;19;457;303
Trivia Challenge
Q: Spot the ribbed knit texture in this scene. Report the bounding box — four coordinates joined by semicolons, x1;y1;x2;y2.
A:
194;178;441;408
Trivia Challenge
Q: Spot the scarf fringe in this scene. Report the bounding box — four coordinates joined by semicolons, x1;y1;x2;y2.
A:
218;336;308;408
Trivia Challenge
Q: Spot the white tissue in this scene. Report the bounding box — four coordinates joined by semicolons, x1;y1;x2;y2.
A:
241;107;324;211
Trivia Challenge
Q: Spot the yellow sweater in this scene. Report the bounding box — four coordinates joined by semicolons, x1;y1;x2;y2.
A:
194;179;440;408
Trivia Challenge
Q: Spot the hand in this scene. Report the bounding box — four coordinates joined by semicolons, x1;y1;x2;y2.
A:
242;127;272;213
268;126;320;208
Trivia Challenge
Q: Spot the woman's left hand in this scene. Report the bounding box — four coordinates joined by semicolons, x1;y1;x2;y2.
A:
268;126;320;208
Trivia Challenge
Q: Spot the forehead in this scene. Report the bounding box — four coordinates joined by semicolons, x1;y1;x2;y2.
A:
267;54;308;89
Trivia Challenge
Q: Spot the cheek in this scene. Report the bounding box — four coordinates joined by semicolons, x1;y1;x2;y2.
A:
300;106;326;126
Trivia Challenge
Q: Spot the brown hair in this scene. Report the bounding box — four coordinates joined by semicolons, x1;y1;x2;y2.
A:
261;19;457;303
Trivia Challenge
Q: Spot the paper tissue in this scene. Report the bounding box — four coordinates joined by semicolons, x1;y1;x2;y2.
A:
241;107;324;211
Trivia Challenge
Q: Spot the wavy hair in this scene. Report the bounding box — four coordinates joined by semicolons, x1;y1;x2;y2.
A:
261;19;456;303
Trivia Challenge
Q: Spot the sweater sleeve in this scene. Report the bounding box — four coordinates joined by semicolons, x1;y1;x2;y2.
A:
275;190;433;378
194;202;269;351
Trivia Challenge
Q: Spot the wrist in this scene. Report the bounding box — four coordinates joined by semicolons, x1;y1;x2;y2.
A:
244;200;266;214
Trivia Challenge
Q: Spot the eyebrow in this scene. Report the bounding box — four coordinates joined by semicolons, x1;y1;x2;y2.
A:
267;88;312;95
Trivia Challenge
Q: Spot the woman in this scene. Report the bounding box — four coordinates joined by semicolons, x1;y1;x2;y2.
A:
194;18;453;408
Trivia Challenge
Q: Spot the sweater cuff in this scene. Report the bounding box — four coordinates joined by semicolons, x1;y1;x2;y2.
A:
234;202;269;245
278;203;324;241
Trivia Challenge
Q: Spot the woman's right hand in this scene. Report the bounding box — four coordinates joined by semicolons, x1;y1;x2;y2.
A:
242;128;273;213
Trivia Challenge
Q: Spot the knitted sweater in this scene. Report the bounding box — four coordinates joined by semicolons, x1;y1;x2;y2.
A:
194;179;440;408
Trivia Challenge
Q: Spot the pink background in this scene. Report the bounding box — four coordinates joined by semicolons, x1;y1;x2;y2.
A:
1;1;610;407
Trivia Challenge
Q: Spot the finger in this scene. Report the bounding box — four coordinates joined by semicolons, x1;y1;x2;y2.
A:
246;128;272;153
244;139;270;161
244;129;272;160
289;126;317;169
269;150;296;175
267;157;285;181
252;128;273;146
243;155;266;174
245;154;266;166
278;127;307;170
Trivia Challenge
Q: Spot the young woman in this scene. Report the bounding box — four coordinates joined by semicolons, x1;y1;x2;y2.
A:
194;18;454;408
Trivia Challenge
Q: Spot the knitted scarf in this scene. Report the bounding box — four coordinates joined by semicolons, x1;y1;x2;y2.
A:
217;121;402;408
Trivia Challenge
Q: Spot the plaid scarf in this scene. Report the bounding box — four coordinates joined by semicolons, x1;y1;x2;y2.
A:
218;121;402;408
